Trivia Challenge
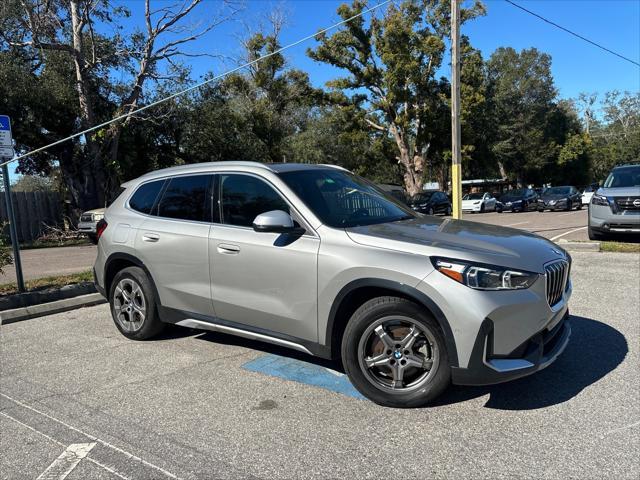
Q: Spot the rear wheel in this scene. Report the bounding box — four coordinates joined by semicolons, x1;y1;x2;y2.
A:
109;266;165;340
341;297;450;408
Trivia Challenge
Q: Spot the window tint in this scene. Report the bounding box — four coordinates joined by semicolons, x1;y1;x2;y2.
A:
280;169;415;228
129;180;164;215
220;174;289;227
157;175;210;221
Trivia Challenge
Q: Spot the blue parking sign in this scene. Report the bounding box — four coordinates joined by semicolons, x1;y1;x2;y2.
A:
0;115;10;131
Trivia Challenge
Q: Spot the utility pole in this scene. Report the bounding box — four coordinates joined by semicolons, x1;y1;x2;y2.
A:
450;0;462;219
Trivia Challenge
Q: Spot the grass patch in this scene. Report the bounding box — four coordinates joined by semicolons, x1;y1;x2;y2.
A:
600;241;640;253
0;270;93;296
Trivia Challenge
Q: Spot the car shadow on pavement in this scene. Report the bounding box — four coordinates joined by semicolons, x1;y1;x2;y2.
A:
432;315;628;410
191;315;627;410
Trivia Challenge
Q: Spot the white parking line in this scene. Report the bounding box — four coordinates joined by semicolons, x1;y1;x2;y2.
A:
36;443;96;480
0;411;128;480
550;226;588;241
0;393;181;479
505;221;529;227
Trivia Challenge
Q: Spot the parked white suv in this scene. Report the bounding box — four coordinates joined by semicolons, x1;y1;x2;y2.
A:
94;162;572;407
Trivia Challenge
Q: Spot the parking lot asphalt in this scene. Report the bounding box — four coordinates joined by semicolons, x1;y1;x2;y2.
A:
1;251;638;479
461;208;591;242
0;245;97;285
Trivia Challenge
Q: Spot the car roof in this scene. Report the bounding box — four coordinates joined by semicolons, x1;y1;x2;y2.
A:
124;161;347;186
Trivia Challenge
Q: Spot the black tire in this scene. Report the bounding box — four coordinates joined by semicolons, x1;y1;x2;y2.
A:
341;296;451;408
427;206;434;215
588;226;606;241
496;207;503;213
522;202;528;212
445;205;452;216
566;200;572;211
88;234;98;245
109;266;165;340
577;202;583;210
538;208;544;213
480;204;485;213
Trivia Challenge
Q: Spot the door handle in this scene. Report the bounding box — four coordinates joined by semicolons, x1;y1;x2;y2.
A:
217;243;240;254
142;233;160;242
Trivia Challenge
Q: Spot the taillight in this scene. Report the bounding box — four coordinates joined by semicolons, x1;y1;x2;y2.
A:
96;219;108;241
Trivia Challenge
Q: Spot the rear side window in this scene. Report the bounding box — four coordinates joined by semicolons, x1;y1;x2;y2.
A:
157;175;211;222
219;174;289;227
129;180;164;214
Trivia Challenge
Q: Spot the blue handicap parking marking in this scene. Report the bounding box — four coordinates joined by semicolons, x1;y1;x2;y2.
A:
0;116;10;131
242;354;365;400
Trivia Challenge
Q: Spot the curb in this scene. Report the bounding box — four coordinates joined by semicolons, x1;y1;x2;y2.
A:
0;282;98;311
0;293;106;325
556;240;601;252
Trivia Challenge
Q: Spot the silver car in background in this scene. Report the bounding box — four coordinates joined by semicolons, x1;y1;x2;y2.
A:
78;207;105;244
93;162;572;407
588;163;640;240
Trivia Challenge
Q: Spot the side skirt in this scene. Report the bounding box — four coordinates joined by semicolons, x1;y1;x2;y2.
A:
158;306;332;360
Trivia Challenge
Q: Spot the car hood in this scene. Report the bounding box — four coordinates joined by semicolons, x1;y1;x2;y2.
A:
82;208;106;215
598;186;640;197
345;216;566;273
499;195;523;203
462;199;482;204
541;194;568;201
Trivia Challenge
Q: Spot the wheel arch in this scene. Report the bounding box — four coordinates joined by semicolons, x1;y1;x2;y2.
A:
325;279;459;367
103;252;160;303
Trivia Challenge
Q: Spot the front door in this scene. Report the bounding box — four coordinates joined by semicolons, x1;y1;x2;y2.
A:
208;173;320;342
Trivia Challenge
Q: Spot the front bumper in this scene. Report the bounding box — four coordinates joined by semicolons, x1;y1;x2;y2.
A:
451;309;570;385
78;221;98;234
589;204;640;234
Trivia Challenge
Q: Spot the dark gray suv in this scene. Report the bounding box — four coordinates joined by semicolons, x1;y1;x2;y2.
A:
94;162;572;407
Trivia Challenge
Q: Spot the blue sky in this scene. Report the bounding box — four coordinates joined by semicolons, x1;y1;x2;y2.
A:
118;0;640;101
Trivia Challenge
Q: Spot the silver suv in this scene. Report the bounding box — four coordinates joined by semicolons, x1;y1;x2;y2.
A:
588;163;640;240
94;162;572;407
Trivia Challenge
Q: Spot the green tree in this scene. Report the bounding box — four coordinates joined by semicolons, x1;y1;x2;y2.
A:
308;0;485;195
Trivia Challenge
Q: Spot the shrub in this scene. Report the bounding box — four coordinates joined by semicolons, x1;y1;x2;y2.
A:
0;223;13;275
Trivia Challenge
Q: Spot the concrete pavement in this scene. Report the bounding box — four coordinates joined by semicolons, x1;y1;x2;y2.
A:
0;245;97;285
1;251;638;479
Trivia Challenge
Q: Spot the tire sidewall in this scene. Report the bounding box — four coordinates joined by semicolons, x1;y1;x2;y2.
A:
341;297;450;408
109;266;163;340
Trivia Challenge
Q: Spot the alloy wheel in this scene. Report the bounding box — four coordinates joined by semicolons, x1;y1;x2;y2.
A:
357;316;439;392
113;278;146;332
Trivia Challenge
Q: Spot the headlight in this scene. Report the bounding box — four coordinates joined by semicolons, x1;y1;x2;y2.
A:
432;258;539;290
591;194;609;206
512;200;522;204
548;200;556;205
473;201;481;205
93;213;104;221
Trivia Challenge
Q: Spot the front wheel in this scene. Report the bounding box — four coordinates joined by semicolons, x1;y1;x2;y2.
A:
341;297;450;408
445;205;452;216
427;207;434;215
109;266;165;340
588;226;606;241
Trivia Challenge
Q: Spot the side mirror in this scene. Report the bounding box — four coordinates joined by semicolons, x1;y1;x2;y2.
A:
252;210;303;234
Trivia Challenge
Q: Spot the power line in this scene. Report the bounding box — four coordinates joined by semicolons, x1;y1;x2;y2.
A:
505;0;640;68
1;0;393;169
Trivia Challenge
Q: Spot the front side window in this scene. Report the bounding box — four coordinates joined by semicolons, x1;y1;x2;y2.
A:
129;180;164;215
219;174;289;227
157;175;211;221
279;169;415;228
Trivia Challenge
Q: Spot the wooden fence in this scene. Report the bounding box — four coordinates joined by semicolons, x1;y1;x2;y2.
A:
0;191;63;243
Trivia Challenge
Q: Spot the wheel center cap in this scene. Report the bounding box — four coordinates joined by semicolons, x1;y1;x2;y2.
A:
393;351;403;359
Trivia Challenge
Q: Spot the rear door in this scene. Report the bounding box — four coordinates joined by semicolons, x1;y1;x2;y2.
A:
208;173;320;342
134;174;215;317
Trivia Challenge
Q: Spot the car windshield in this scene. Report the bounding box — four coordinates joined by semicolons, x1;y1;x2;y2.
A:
279;169;416;228
545;187;570;195
411;192;434;203
463;193;483;200
604;166;640;188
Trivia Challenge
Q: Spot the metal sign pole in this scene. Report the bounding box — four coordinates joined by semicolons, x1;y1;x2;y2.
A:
0;115;25;292
2;163;25;292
